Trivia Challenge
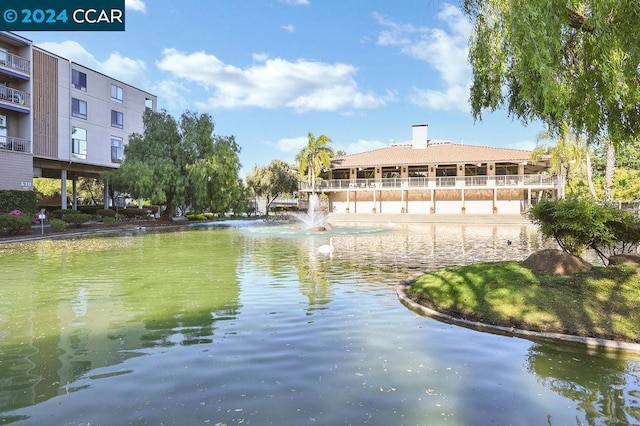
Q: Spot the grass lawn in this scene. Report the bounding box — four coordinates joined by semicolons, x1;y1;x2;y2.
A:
407;261;640;343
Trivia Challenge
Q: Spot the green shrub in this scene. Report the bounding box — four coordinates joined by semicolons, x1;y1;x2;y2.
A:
49;209;76;219
95;208;116;218
49;218;67;231
62;212;91;227
203;212;215;220
528;197;640;264
103;217;117;226
119;208;146;219
79;205;103;215
0;214;32;235
0;190;36;215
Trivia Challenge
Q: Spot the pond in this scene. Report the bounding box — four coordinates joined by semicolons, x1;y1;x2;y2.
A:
0;222;639;425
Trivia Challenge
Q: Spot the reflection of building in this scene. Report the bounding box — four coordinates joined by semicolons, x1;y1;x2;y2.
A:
300;124;558;215
0;31;156;208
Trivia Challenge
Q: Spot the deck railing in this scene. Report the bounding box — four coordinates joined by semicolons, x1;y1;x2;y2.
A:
0;52;30;76
0;87;30;108
299;174;557;192
0;136;31;153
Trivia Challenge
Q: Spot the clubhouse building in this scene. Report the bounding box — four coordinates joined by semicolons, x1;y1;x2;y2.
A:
300;124;558;215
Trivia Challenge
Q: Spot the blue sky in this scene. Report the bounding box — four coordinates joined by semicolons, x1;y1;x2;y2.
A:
18;0;543;178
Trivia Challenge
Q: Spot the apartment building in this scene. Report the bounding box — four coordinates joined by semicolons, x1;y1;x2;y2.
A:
0;31;156;209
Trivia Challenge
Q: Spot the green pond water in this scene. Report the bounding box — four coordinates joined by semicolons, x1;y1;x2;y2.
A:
0;221;639;425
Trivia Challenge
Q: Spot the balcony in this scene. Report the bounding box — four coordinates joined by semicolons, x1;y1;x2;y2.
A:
0;136;31;153
0;86;30;112
0;52;30;78
299;174;558;192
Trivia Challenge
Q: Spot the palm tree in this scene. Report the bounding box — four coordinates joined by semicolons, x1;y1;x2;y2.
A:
531;126;589;199
296;132;334;194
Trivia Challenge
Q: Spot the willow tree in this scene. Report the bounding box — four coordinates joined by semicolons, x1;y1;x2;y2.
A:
296;132;334;194
110;110;240;219
463;1;640;201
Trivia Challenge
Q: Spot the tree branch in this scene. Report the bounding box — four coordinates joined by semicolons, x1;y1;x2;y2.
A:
566;7;594;33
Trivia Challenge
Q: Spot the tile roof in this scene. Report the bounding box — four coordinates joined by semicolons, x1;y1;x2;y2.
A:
330;141;535;169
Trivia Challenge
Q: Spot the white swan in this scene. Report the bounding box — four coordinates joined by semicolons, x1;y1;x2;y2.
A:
317;237;334;254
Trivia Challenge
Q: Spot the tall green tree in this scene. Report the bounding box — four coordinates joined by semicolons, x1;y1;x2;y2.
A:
296;132;334;193
464;0;640;201
246;160;298;216
110;109;240;219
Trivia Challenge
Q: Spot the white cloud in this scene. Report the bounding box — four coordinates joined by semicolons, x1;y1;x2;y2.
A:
126;0;147;13
279;0;310;5
36;41;149;89
344;139;386;154
281;25;296;33
158;48;387;112
252;53;269;62
274;136;308;153
375;4;472;113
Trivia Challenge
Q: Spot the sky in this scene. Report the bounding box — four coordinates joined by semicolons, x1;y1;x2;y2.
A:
17;0;544;178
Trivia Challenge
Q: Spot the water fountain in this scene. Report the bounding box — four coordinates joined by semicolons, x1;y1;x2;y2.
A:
292;193;331;231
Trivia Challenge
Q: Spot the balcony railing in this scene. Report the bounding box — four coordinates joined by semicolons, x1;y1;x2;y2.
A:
0;87;30;108
299;174;557;192
0;52;30;76
0;136;31;153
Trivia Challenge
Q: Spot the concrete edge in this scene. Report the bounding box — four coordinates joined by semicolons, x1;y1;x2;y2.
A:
396;278;640;354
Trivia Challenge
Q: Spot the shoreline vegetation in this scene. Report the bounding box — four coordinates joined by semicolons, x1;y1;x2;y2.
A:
3;217;639;351
402;261;640;351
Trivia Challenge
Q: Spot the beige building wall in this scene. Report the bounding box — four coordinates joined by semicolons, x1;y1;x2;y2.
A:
0;150;32;190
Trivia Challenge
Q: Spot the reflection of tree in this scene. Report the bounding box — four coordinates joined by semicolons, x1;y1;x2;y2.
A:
244;236;334;314
527;344;640;424
0;229;241;414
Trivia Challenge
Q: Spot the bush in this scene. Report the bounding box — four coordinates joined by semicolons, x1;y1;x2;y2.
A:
103;217;117;226
528;197;640;264
0;213;32;235
79;205;103;215
119;208;146;219
49;209;76;219
0;190;36;215
49;218;67;231
62;212;92;227
95;208;116;218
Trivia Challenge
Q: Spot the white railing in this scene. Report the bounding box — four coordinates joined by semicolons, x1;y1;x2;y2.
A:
0;52;30;76
0;136;31;153
0;87;30;108
299;174;557;192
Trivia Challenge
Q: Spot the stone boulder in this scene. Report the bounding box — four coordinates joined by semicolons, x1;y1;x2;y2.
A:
522;249;592;275
608;253;640;268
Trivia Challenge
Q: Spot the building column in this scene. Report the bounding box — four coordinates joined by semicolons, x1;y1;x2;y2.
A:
71;179;78;210
60;170;68;210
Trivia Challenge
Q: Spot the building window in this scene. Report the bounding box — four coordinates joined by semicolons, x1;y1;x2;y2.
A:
71;127;87;159
71;98;87;119
111;110;123;129
111;84;123;103
72;69;87;91
111;136;124;163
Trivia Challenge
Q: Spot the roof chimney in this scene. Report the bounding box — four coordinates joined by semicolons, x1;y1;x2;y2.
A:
411;124;428;149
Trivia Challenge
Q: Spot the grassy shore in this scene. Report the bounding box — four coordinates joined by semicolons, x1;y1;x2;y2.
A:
407;261;640;343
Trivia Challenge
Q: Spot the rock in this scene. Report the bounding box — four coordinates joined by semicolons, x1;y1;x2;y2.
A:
522;249;592;275
608;253;640;267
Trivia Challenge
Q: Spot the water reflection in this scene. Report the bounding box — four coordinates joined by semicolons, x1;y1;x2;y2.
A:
0;229;241;414
528;344;640;424
0;222;637;425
